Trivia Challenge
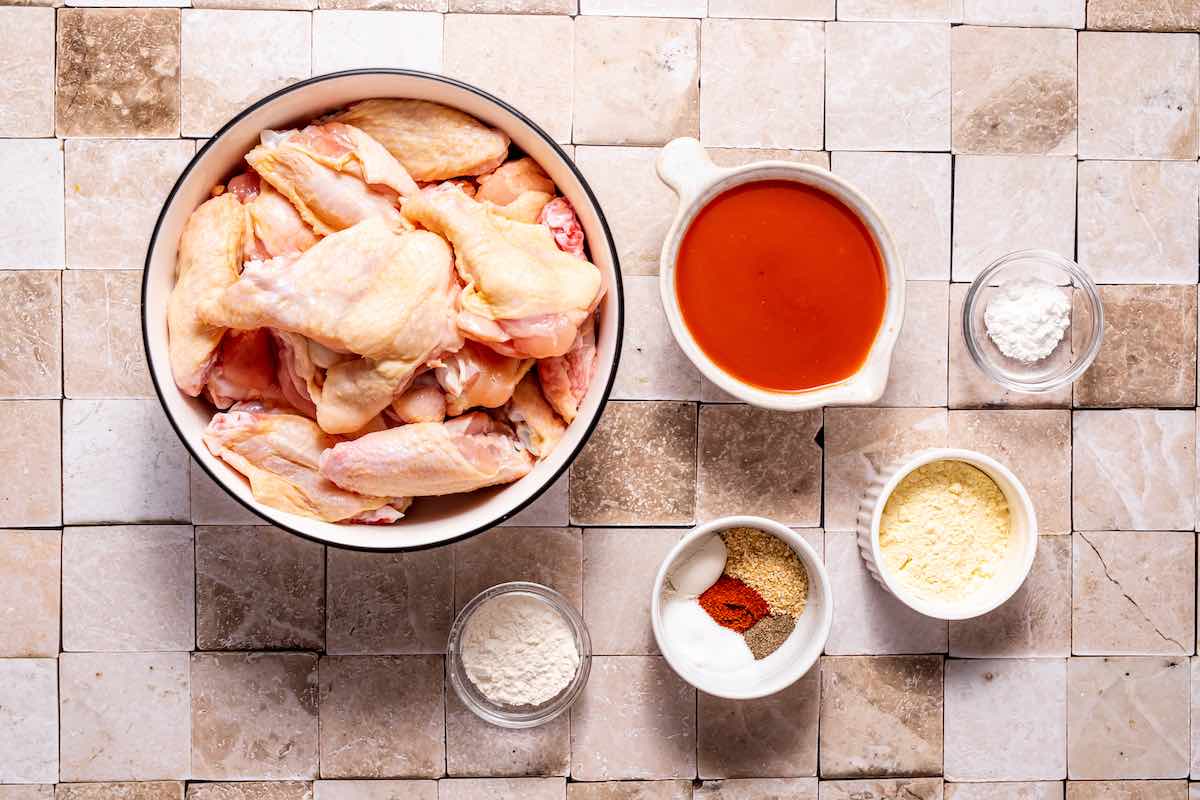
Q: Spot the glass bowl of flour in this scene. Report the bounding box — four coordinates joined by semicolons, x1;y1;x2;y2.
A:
962;249;1104;393
447;581;591;728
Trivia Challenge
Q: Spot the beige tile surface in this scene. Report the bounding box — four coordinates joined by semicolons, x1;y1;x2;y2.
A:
0;271;61;399
0;8;54;136
190;460;264;525
612;275;701;399
455;0;574;10
59;785;184;800
0;139;64;269
439;779;566;800
818;779;945;800
0;400;62;527
1071;783;1188;800
312;10;442;73
706;147;829;169
0;659;58;784
314;782;437;800
445;688;569;776
962;1;1083;27
708;0;832;18
194;0;317;9
500;471;570;527
946;783;1065;799
0;788;55;800
187;784;312;800
453;525;582;609
0;530;59;658
1088;1;1200;32
574;147;675;276
837;0;962;20
578;0;700;16
569;781;693;800
62;270;153;398
583;529;681;655
317;0;444;10
695;780;817;800
873;282;949;406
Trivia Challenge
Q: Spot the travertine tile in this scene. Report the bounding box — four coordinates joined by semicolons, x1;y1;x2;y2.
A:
193;0;315;9
573;16;699;145
950;535;1071;658
445;687;569;776
1078;32;1199;159
823;407;948;531
1088;1;1200;32
313;11;442;73
948;409;1071;533
318;0;444;10
825;531;947;655
0;659;57;784
709;0;831;16
453;0;573;10
187;784;312;800
181;10;311;136
1073;285;1197;407
818;779;944;800
697;405;821;525
0;9;54;136
62;525;194;651
56;9;180;137
0;788;54;800
63;399;190;524
612;276;701;399
699;19;823;149
1077;161;1200;284
59;784;185;800
0;271;61;399
1073;783;1188;800
951;26;1076;155
819;656;943;778
1192;659;1200;778
326;545;450;655
951;155;1076;281
0;530;59;657
873;282;950;406
1073;531;1195;656
578;0;700;15
571;656;696;780
0;139;64;268
962;1;1083;27
0;400;61;527
500;471;569;527
945;659;1067;781
574;147;676;276
453;526;582;610
570;402;697;525
64;140;191;270
314;782;436;800
695;780;817;800
191;652;319;780
706;147;829;169
583;529;681;655
63;270;154;398
1068;657;1189;779
191;460;263;525
569;781;693;800
59;652;189;781
1072;410;1196;530
444;14;572;143
439;779;565;800
825;22;950;151
318;656;444;778
699;665;819;778
831;153;951;281
946;784;1065;800
837;0;961;20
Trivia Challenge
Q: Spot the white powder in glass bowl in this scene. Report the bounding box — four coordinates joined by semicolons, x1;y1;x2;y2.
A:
983;278;1071;363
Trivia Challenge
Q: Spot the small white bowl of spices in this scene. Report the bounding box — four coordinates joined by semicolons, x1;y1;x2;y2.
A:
447;581;591;728
857;448;1038;620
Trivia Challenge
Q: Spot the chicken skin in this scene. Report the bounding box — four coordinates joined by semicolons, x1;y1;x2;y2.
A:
204;329;284;409
476;157;555;222
245;182;320;258
435;340;533;417
538;314;598;423
320;412;533;498
505;372;565;459
391;373;446;424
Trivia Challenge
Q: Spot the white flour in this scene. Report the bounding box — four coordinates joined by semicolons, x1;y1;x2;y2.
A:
461;593;580;707
983;279;1071;363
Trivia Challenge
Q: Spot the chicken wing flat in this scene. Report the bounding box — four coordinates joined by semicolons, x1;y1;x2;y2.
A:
505;371;565;459
245;182;319;258
326;99;510;182
435;340;533;417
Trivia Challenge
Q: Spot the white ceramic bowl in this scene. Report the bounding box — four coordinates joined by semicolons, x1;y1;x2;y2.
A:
650;515;833;700
855;448;1039;620
141;70;624;551
655;137;905;411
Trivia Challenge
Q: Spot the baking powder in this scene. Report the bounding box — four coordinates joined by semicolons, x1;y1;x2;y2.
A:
461;593;580;707
983;279;1070;363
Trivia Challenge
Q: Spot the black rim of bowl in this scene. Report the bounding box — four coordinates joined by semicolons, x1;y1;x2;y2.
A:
141;68;625;552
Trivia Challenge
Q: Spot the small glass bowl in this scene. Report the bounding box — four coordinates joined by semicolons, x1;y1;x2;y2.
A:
962;249;1104;393
447;581;591;729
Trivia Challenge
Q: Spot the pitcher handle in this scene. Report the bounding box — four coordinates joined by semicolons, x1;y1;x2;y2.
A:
656;137;726;208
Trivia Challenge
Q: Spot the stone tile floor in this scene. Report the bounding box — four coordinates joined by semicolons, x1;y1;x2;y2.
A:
3;0;1200;798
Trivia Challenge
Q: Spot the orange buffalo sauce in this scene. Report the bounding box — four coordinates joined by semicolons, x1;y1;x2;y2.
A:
675;180;887;392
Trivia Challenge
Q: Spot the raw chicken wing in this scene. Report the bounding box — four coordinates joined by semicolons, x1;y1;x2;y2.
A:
246;183;319;257
476;158;556;220
539;197;585;258
204;329;285;409
505;371;565;459
435;340;533;416
391;373;446;424
538;314;597;423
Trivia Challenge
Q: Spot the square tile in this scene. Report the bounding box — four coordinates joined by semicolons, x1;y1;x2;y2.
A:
1073;285;1197;408
59;785;184;800
570;782;693;800
570;402;697;526
312;11;442;74
445;14;572;143
56;9;180;137
318;656;444;778
0;271;61;399
872;282;949;406
0;659;57;784
0;530;59;657
0;9;54;136
314;782;436;800
818;779;944;800
181;10;311;136
708;0;832;18
453;0;574;10
699;19;823;149
836;0;962;20
64;141;192;270
1087;2;1200;31
1068;657;1189;779
1078;32;1199;159
950;535;1072;658
823;407;948;531
190;460;263;525
63;270;155;398
439;779;565;800
573;16;699;145
583;529;682;655
193;0;316;8
445;687;569;776
825;22;950;151
62;525;195;651
59;652;189;781
0;400;62;527
187;784;312;800
949;409;1072;533
0;788;54;800
946;785;1064;800
1072;410;1196;531
63;399;190;524
945;659;1067;781
1077;161;1200;284
962;0;1084;27
191;652;319;780
951;26;1076;155
819;656;942;778
831;153;951;281
500;471;569;527
1073;531;1195;656
612;276;701;399
317;0;445;10
579;0;701;13
699;666;819;778
951;155;1076;281
326;545;451;654
0;140;64;269
453;526;582;610
707;147;829;169
571;656;696;780
697;405;821;525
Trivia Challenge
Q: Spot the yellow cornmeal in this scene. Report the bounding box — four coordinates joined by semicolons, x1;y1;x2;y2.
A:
879;460;1010;601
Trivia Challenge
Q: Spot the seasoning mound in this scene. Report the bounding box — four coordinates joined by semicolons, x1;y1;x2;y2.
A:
722;527;809;617
698;575;769;633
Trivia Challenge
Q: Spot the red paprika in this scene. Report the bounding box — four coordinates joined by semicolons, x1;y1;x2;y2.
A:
698;574;770;632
